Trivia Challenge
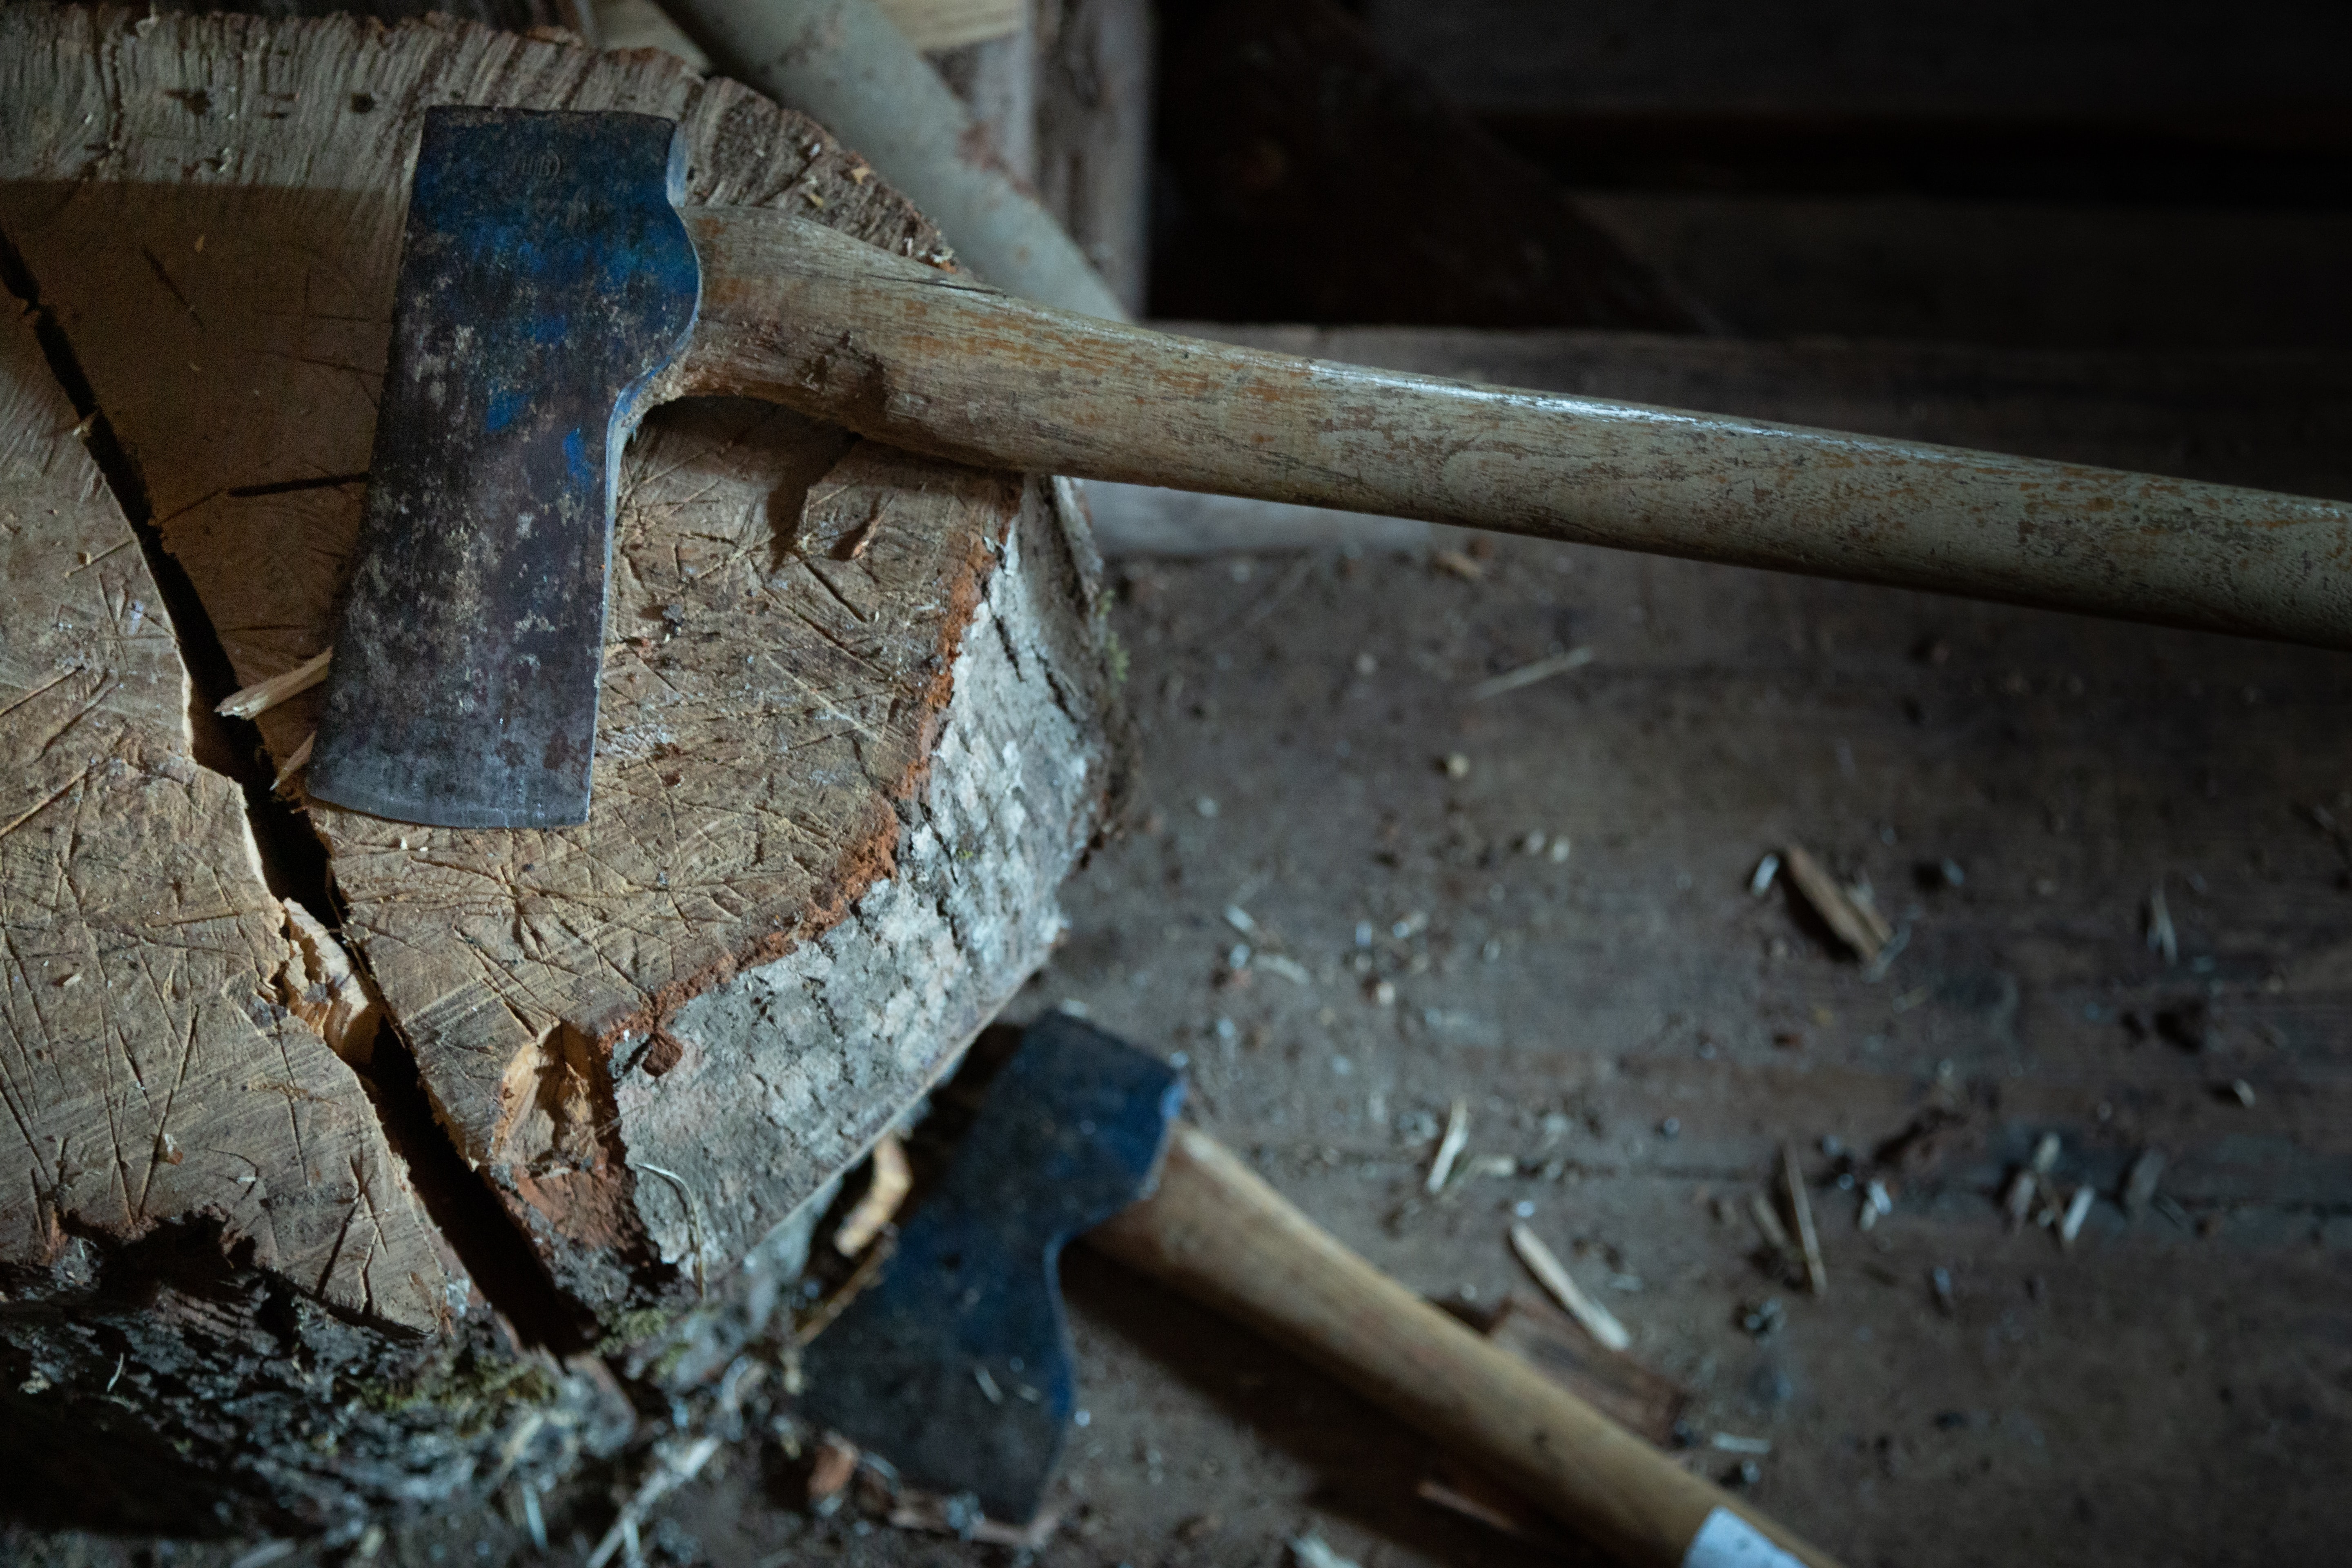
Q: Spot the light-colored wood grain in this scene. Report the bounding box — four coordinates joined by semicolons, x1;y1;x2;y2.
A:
0;6;1114;1333
0;303;452;1335
1087;1126;1842;1568
670;204;2352;649
0;294;633;1535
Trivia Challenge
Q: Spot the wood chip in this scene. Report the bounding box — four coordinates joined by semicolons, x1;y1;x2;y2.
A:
1425;1097;1470;1193
1747;1191;1792;1252
1782;1143;1826;1296
2145;884;2178;966
2002;1170;2037;1229
2058;1184;2095;1247
586;1436;722;1568
1467;646;1594;702
2122;1148;2166;1215
279;899;379;1067
1289;1531;1362;1568
1256;953;1313;985
1780;842;1893;961
806;1435;858;1517
214;648;329;720
271;730;313;791
1431;548;1485;581
795;1232;899;1347
888;1494;1060;1548
833;1130;913;1256
1508;1223;1631;1351
1415;1477;1531;1538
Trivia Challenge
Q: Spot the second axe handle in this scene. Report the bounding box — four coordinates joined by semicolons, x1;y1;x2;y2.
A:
1085;1126;1841;1568
667;206;2352;651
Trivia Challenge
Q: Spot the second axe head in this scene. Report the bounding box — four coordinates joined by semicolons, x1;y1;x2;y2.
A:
797;1014;1185;1523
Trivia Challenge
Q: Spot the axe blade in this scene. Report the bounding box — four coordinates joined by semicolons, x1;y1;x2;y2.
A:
309;108;699;829
800;1015;1186;1523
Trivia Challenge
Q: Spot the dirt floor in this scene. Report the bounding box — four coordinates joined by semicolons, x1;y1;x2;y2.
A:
12;529;2350;1568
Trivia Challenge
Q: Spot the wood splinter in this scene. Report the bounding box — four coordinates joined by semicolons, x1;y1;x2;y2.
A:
1782;1142;1828;1296
1509;1223;1633;1352
216;648;330;719
1781;843;1893;962
834;1130;913;1255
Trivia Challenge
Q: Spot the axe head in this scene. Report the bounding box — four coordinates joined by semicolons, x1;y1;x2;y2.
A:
309;108;699;828
800;1014;1187;1524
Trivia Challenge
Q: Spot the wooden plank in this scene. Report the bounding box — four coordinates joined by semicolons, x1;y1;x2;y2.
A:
1031;511;2352;1564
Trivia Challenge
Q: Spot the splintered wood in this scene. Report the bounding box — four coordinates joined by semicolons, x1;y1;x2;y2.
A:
0;306;450;1332
1426;1097;1471;1192
1508;1225;1632;1352
0;302;608;1533
1782;1143;1828;1296
1780;842;1894;962
0;4;1115;1523
215;649;330;721
833;1131;913;1255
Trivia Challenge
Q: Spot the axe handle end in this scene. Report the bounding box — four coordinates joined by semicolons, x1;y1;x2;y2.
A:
1087;1125;1843;1568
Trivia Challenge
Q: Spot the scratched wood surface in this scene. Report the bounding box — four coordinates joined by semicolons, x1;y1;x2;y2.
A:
0;285;449;1336
0;291;622;1538
0;3;1116;1518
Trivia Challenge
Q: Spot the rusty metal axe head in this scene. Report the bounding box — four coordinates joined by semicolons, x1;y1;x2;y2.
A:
798;1014;1186;1524
308;108;699;829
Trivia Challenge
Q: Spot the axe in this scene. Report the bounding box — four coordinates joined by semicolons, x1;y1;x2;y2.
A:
310;108;2352;828
800;1013;1839;1567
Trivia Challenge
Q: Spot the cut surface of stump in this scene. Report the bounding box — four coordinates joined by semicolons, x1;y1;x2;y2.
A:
0;3;1116;1526
1;273;636;1540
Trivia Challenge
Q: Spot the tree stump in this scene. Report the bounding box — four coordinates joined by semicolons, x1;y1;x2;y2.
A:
0;4;1117;1534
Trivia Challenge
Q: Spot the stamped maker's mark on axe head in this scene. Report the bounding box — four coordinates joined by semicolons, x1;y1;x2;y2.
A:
799;1014;1187;1524
309;108;700;829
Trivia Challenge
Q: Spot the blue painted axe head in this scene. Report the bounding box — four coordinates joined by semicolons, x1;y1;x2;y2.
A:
799;1014;1187;1524
308;107;700;829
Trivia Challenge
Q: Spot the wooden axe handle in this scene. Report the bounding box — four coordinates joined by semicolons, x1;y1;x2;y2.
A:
1085;1126;1842;1568
668;206;2352;650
